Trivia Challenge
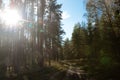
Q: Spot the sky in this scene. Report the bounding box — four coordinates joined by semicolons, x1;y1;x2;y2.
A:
57;0;87;40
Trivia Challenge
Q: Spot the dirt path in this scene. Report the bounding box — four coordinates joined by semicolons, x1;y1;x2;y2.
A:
63;64;87;80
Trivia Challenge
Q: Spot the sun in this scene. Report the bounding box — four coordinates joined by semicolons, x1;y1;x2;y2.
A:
0;8;21;26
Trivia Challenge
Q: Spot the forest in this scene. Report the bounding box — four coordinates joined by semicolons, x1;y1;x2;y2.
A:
0;0;120;80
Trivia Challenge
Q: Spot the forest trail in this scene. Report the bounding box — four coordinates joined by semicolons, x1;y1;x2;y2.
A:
59;61;87;80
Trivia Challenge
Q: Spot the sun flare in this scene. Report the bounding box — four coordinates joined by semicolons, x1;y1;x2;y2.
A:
0;8;21;26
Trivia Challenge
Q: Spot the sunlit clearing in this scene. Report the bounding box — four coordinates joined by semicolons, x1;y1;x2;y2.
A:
1;8;21;26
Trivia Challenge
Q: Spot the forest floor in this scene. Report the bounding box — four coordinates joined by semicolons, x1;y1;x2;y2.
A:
0;60;87;80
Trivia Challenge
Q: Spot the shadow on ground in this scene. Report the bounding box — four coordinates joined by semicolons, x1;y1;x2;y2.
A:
0;66;81;80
